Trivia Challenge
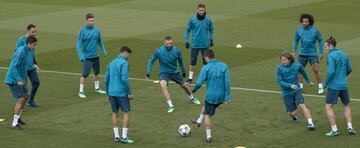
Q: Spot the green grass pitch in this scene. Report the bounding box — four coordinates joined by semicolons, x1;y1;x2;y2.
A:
0;0;359;147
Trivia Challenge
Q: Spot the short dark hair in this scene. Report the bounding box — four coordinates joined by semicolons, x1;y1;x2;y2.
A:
325;36;337;47
27;24;36;30
26;36;37;44
299;13;314;26
280;51;295;63
198;3;206;8
86;13;94;20
204;49;215;59
164;36;172;41
120;46;132;53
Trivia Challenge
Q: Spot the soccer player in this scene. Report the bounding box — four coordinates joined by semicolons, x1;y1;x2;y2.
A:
76;13;108;98
105;46;134;144
190;50;231;143
292;13;324;94
185;3;214;83
5;36;38;130
146;36;200;113
323;37;356;137
15;24;41;107
276;51;315;130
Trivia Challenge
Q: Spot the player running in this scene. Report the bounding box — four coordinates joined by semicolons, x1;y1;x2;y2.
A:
146;36;200;113
105;46;134;143
292;13;324;94
15;24;41;107
323;37;356;137
185;3;214;83
76;13;108;98
5;36;38;130
190;50;231;143
276;51;315;130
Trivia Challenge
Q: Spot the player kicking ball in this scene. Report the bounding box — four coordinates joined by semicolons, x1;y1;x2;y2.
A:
105;46;134;143
276;51;315;130
323;37;356;137
4;36;38;130
190;50;231;143
146;36;200;113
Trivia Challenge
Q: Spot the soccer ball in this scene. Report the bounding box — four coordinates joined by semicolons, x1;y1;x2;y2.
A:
178;124;191;136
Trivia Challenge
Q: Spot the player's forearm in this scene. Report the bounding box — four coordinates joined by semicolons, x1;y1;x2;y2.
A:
191;85;201;93
185;30;190;43
127;87;132;95
209;29;214;41
292;41;298;53
99;39;108;56
324;71;335;88
76;42;84;60
278;81;292;88
225;83;231;101
33;56;37;65
319;40;324;54
13;67;23;82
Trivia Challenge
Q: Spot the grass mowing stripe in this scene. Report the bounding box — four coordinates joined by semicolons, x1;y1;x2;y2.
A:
1;66;359;102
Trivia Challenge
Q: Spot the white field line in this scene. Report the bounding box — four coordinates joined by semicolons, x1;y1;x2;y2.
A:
0;66;359;102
